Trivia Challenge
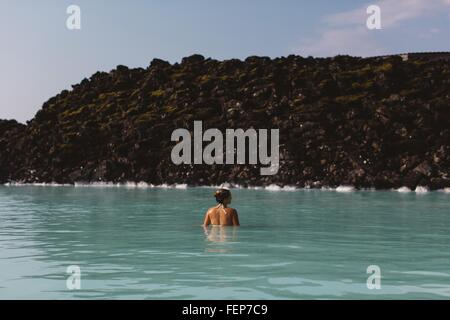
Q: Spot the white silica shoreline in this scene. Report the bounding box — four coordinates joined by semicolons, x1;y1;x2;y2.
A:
2;182;450;194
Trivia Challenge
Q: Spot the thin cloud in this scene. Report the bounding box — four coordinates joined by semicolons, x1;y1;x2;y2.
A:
295;27;385;58
295;0;450;57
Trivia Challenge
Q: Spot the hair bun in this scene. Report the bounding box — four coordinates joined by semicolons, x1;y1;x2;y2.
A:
213;188;231;203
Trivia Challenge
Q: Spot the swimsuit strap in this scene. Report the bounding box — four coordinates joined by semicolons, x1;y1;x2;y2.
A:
216;204;228;214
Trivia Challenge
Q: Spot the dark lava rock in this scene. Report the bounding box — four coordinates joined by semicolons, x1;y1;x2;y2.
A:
0;54;449;189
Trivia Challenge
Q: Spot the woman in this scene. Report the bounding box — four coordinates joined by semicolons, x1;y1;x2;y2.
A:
202;188;240;227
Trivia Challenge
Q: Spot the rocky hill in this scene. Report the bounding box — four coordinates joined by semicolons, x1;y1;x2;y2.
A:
1;54;449;189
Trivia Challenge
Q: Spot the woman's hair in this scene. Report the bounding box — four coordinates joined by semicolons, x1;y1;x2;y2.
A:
214;188;231;204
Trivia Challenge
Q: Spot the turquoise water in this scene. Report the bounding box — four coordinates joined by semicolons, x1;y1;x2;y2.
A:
0;186;449;299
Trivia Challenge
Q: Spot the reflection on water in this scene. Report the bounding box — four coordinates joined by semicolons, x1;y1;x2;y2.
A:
204;226;239;253
1;186;450;299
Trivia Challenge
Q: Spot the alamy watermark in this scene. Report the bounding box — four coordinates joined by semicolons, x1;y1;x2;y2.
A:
66;265;81;290
66;5;81;30
366;265;382;290
171;121;279;175
366;5;381;30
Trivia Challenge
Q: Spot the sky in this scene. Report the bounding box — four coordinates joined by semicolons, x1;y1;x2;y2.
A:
1;0;449;123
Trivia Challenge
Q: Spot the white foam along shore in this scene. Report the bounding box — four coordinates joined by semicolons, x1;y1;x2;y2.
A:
3;181;450;193
335;185;356;192
414;186;430;194
396;186;412;193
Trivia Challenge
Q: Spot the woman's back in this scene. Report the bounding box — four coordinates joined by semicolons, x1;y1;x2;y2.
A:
205;206;239;226
202;188;240;227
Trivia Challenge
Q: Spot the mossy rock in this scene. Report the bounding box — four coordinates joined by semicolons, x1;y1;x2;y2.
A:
335;93;366;105
151;89;165;97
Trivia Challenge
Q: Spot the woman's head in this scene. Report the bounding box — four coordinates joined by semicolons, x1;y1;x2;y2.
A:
214;188;232;205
